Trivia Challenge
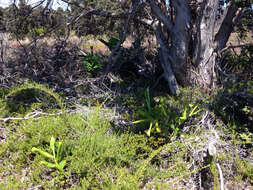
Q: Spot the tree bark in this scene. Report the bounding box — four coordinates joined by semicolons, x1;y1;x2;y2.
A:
149;0;191;93
169;0;191;86
148;0;241;93
64;0;242;94
191;0;219;89
214;1;239;51
154;23;180;95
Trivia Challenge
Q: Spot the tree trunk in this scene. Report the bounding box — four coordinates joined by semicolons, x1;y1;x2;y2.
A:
57;0;242;95
149;0;191;94
154;23;180;95
191;0;219;89
169;0;191;86
192;0;240;89
149;0;239;93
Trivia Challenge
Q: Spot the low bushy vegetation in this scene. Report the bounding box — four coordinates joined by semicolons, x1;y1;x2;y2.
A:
0;1;252;189
0;82;252;189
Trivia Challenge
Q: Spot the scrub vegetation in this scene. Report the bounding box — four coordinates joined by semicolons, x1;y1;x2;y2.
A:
0;81;252;189
0;0;252;189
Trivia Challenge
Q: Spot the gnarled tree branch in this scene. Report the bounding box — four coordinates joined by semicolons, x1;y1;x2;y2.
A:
214;1;239;51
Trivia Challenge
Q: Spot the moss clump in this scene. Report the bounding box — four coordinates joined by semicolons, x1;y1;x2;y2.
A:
0;82;65;117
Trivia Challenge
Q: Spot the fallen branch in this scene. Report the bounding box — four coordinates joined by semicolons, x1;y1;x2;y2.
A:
220;43;253;53
0;111;63;122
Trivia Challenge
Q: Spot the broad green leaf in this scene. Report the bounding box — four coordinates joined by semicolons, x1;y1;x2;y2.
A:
189;105;202;117
189;105;197;116
174;128;179;135
32;147;54;159
145;129;151;137
40;161;56;168
132;120;145;124
156;127;161;133
50;137;56;157
180;109;187;120
59;160;66;170
155;122;161;133
83;61;90;65
93;64;101;69
56;142;62;162
191;108;202;116
145;123;153;137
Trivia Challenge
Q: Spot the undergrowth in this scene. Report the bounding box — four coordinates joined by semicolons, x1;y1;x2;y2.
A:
0;82;252;189
0;82;64;118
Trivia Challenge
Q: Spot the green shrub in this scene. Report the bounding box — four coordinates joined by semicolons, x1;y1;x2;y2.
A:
82;46;101;77
133;88;202;137
32;137;66;173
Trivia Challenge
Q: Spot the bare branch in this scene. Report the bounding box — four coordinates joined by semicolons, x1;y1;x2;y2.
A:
214;1;239;51
60;0;85;9
220;43;253;53
0;111;63;122
147;0;173;32
153;22;180;95
104;1;145;73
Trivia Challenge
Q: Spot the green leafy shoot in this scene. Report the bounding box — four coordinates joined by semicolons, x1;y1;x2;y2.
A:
32;137;66;173
133;88;162;137
189;104;202;117
178;104;202;125
82;46;101;75
144;87;151;113
133;89;202;137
